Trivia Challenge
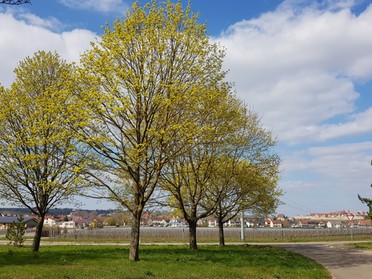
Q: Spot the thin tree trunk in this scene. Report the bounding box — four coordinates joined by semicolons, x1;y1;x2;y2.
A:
129;212;141;261
188;220;197;250
217;216;225;247
32;214;45;252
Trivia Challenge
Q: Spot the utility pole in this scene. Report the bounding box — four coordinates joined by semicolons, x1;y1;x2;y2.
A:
240;211;245;241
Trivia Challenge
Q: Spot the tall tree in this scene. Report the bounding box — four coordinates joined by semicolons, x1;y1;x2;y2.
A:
0;51;87;252
211;158;280;246
160;90;245;250
203;108;280;246
77;0;226;261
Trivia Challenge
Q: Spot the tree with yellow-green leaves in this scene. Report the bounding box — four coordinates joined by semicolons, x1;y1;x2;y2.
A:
160;91;280;250
210;156;281;247
76;0;226;261
0;51;88;252
160;96;229;250
201;106;281;247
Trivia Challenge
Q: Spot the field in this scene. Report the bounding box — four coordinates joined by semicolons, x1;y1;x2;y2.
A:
44;226;372;243
0;245;331;279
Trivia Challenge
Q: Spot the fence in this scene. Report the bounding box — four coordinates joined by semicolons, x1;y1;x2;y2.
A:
58;226;372;243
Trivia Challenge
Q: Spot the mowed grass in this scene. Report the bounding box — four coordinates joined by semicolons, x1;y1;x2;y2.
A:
0;245;331;279
349;241;372;249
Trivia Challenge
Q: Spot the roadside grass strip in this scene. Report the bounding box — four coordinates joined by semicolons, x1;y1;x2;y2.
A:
349;242;372;249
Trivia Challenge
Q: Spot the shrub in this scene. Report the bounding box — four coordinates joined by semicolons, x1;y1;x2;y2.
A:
6;216;26;247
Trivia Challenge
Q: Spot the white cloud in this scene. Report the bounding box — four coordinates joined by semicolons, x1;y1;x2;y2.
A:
280;0;359;13
0;12;96;87
278;140;372;215
59;0;127;13
16;13;63;32
217;1;372;144
310;143;372;178
282;141;372;185
316;108;372;140
214;1;372;215
246;70;358;143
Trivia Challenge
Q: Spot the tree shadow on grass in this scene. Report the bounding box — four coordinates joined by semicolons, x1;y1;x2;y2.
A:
0;245;330;279
0;244;327;270
139;244;323;270
0;246;129;266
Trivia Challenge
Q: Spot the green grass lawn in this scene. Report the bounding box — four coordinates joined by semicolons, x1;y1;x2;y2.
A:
0;245;331;279
349;242;372;249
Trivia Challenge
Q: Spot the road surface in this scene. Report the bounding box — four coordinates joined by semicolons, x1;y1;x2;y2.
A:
271;242;372;279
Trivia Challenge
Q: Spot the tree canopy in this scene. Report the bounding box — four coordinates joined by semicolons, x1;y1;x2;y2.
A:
76;0;228;261
0;0;282;259
161;94;280;249
0;51;87;252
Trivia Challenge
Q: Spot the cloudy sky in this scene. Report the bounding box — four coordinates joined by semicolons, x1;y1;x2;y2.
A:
1;0;372;216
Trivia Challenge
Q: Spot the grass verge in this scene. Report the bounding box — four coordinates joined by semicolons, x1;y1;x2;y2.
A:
348;242;372;249
0;244;331;279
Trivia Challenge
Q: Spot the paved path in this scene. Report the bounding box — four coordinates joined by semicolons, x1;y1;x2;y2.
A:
270;242;372;279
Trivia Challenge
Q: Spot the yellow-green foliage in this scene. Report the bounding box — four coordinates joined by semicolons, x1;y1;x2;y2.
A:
77;0;228;214
161;90;281;223
0;51;86;211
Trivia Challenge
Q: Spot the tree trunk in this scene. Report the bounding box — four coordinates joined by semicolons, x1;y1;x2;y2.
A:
188;220;198;250
217;216;225;247
129;212;141;261
32;214;45;252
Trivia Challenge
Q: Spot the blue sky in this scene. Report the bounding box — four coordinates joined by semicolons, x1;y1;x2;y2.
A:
1;0;372;216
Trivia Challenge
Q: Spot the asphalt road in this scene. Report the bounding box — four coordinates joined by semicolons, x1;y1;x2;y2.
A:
271;242;372;279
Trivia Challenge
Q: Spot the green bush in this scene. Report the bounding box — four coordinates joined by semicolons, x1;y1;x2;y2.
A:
6;216;26;247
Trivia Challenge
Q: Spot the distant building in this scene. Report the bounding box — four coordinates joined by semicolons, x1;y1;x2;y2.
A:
59;220;75;229
44;216;57;227
0;216;37;229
